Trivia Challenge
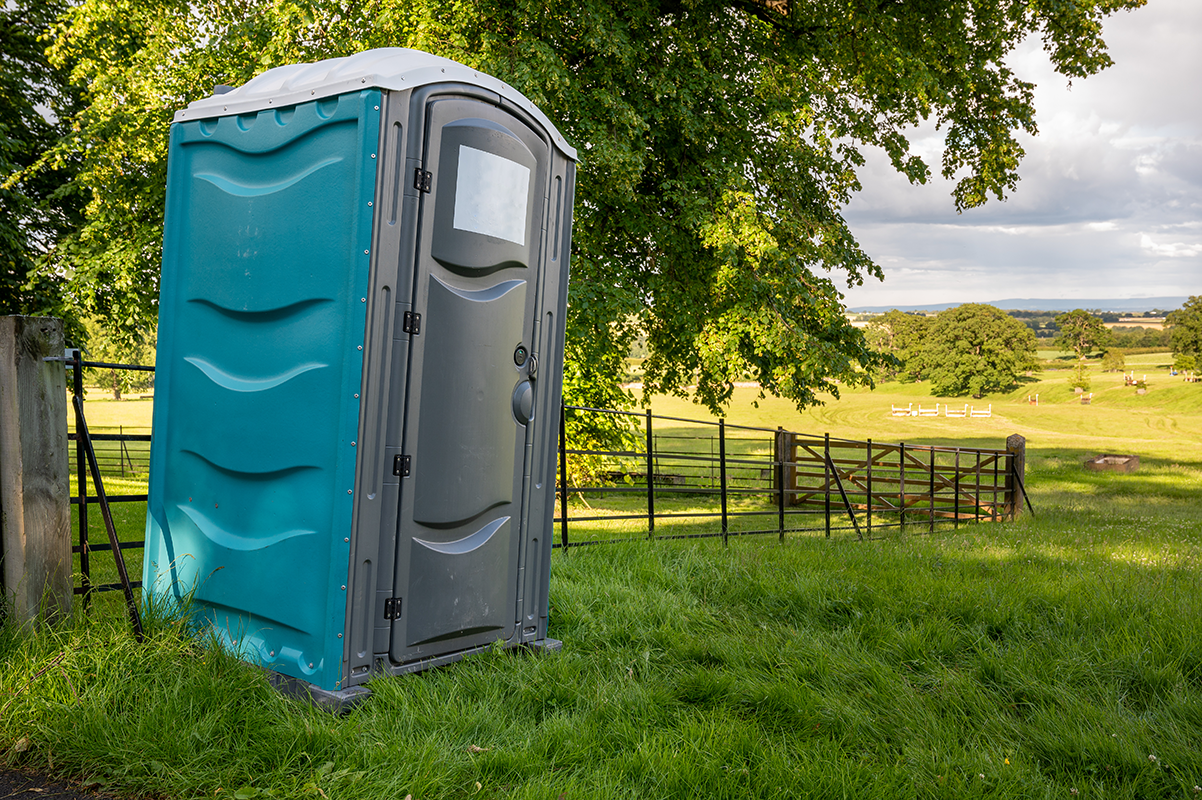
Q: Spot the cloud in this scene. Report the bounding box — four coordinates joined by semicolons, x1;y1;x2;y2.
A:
840;0;1202;307
1140;234;1202;258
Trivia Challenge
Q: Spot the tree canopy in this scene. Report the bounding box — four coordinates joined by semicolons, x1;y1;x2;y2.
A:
18;0;1145;409
0;0;85;340
918;304;1037;397
1167;296;1202;361
864;309;929;382
1053;309;1112;360
867;304;1037;397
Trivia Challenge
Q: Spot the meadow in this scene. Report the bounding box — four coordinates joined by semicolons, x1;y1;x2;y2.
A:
2;355;1200;799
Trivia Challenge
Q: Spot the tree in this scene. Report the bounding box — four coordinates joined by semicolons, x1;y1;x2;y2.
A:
0;0;86;340
80;316;155;399
917;304;1037;397
1053;309;1113;361
43;0;1143;412
1167;296;1202;361
865;310;929;382
1054;308;1111;392
1100;350;1125;372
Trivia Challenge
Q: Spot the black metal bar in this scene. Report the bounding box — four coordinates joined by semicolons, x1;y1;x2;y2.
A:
73;581;144;595
776;428;785;541
1013;464;1036;517
929;446;936;534
719;419;728;545
825;447;862;540
899;442;906;531
71;494;148;505
866;439;873;535
992;453;1000;522
66;358;156;372
954;449;961;529
823;433;831;538
975;450;982;524
646;409;655;539
73;394;144;642
67;432;152;442
71;350;91;609
559;402;568;549
72;540;144;554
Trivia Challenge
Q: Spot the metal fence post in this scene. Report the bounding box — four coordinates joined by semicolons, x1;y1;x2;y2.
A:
954;448;961;529
73;349;91;607
559;402;568;548
992;453;1000;522
928;447;936;534
776;428;785;541
824;433;831;538
719;419;728;545
646;409;655;539
866;438;873;535
974;450;982;524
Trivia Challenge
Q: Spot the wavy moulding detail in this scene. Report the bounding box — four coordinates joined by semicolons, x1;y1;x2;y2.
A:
184;356;327;393
178;504;317;552
180;450;320;482
187;297;334;322
194;156;343;197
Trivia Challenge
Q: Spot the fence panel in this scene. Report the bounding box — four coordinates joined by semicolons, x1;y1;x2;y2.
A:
555;405;1024;548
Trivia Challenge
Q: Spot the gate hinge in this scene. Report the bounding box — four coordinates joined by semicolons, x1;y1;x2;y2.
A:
393;454;411;477
383;597;402;620
402;311;421;335
414;168;432;193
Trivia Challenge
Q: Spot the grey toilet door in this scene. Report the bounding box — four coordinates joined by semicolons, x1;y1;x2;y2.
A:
389;96;548;664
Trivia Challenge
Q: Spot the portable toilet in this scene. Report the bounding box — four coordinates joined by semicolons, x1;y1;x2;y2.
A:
144;48;576;704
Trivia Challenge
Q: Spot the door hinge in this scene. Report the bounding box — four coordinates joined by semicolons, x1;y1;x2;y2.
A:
414;168;432;193
383;597;402;620
402;311;421;335
393;454;411;477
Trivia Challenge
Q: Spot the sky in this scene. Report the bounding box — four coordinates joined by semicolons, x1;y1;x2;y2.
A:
840;0;1202;310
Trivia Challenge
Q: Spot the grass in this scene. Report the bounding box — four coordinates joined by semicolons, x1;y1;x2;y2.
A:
3;366;1201;799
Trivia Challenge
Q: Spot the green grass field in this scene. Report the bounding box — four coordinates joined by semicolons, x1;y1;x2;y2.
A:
3;361;1201;799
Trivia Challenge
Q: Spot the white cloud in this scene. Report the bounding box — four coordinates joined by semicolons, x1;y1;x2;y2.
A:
840;0;1202;308
1140;234;1202;258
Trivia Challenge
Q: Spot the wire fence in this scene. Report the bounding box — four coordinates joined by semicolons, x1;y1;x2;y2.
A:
57;351;152;613
555;405;1028;548
54;361;1030;611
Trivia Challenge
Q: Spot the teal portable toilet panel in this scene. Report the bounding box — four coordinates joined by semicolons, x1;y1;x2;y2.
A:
148;49;577;695
146;91;381;692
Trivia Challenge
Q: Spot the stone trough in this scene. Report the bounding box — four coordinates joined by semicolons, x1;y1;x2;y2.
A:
1084;454;1140;473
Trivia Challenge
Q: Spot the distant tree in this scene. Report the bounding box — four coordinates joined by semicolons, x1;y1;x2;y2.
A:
918;304;1038;397
864;310;929;381
1110;326;1170;349
1167;296;1202;359
1053;309;1113;361
81;317;155;399
1068;362;1091;393
1100;350;1125;372
1174;354;1196;373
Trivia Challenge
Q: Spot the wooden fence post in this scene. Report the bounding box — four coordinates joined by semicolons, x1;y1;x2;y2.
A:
1005;433;1026;520
0;316;72;627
